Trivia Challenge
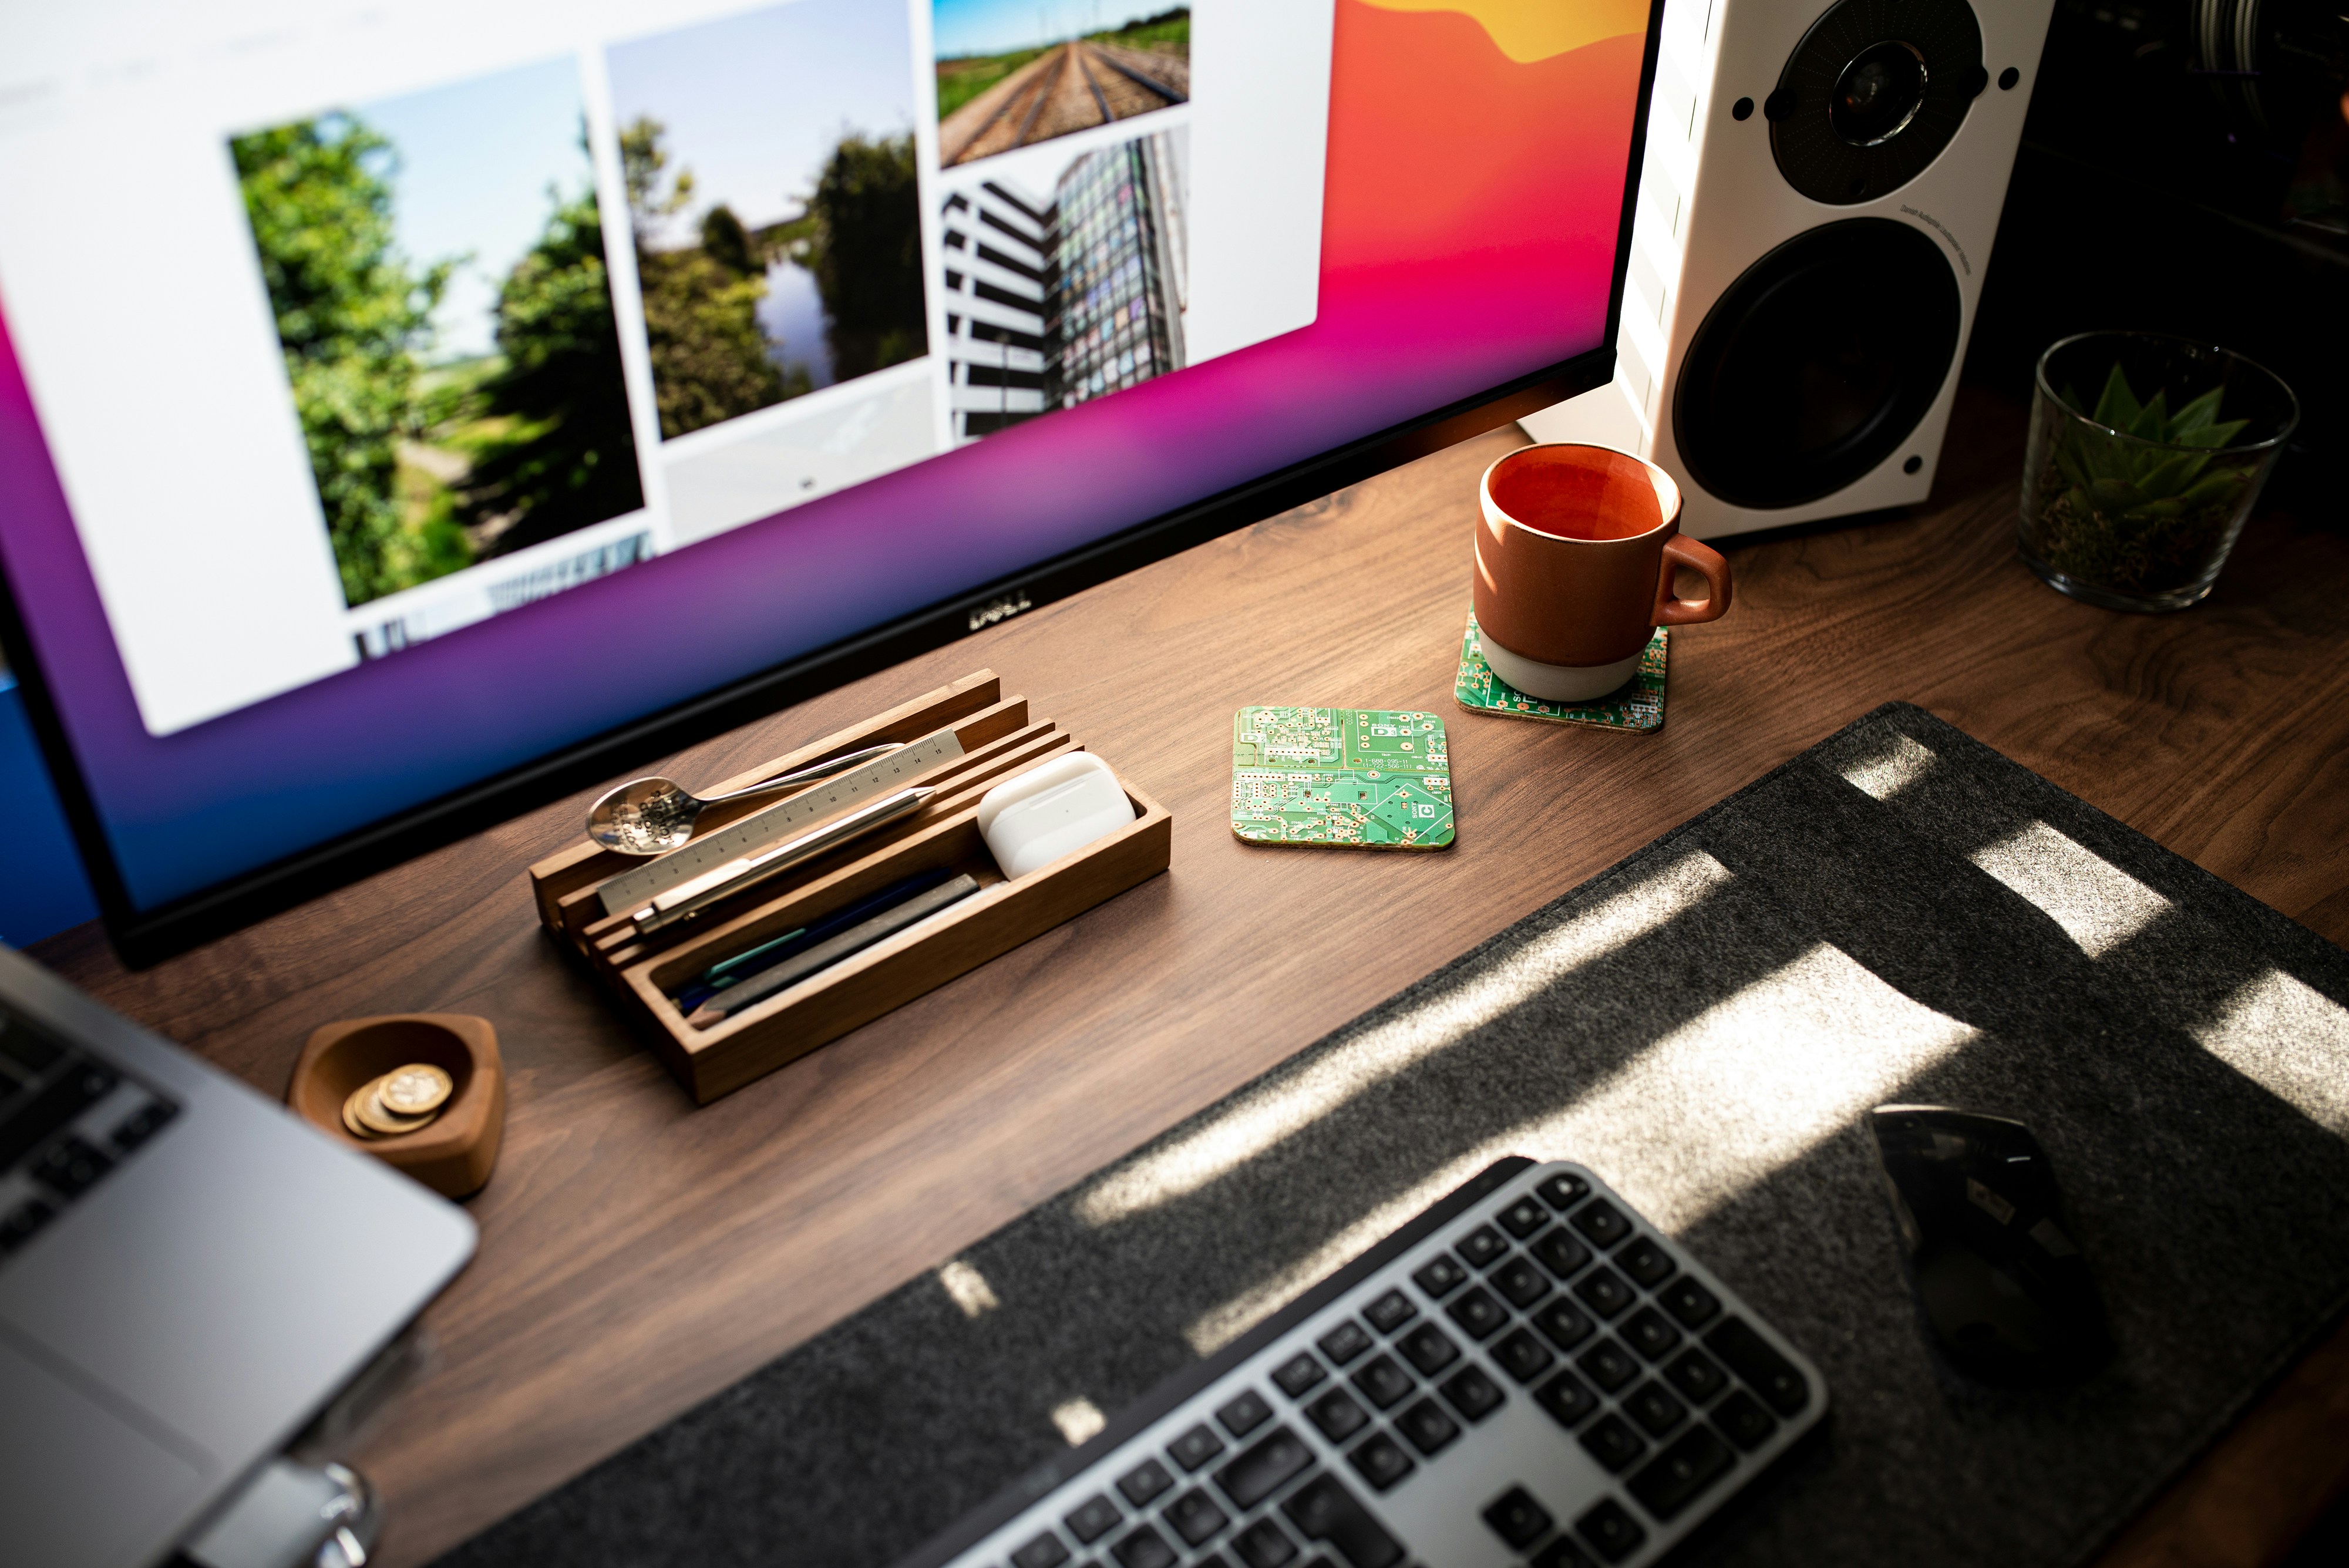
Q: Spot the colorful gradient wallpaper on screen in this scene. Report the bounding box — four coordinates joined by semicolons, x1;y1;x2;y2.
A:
0;0;1653;910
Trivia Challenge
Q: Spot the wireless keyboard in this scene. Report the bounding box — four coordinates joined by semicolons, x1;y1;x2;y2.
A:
898;1158;1826;1568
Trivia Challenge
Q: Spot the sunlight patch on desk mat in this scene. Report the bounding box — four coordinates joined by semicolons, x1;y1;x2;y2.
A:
434;704;2349;1568
1454;613;1665;731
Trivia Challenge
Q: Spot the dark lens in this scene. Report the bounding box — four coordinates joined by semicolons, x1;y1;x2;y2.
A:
1830;41;1928;146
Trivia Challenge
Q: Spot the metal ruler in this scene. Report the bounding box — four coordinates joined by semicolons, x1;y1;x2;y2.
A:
594;729;967;918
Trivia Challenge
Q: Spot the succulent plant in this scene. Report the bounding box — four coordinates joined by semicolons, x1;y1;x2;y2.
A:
2024;362;2261;594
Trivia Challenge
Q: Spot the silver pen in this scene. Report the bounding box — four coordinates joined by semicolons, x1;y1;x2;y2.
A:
632;785;937;935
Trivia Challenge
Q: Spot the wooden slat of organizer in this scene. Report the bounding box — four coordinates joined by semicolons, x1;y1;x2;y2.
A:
527;670;1172;1103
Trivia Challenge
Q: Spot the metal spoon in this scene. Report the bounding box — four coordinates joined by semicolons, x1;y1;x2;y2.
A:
585;742;906;856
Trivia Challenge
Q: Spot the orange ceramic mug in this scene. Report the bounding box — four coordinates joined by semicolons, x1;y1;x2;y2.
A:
1473;443;1731;700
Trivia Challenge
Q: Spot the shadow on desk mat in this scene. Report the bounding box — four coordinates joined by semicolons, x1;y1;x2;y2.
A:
436;702;2349;1568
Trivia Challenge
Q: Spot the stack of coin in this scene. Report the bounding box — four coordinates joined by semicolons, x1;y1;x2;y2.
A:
341;1062;454;1141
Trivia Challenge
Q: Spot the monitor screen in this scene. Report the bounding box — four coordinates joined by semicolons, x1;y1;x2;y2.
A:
0;0;1658;958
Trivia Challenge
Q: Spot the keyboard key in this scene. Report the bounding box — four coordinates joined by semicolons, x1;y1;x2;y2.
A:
1396;1323;1459;1377
1497;1197;1550;1239
1575;1498;1648;1563
1624;1380;1688;1436
1273;1353;1328;1398
1533;1369;1598;1428
1216;1426;1315;1510
1440;1364;1505;1421
1317;1320;1374;1366
1492;1325;1556;1384
1166;1489;1230;1547
1629;1425;1736;1522
1663;1347;1728;1404
1570;1199;1632;1249
1348;1431;1416;1492
1480;1485;1554;1549
1113;1525;1177;1568
1573;1267;1634;1319
1281;1473;1406;1568
1219;1390;1274;1437
1536;1172;1590;1210
29;1133;112;1199
1622;1306;1682;1362
1491;1255;1552;1309
1170;1424;1227;1471
1;1196;59;1254
1443;1286;1507;1340
1530;1298;1596;1351
1119;1458;1174;1507
0;1059;115;1171
1530;1228;1592;1280
1711;1389;1779;1450
1232;1518;1300;1568
0;1019;65;1076
1012;1531;1072;1568
1704;1319;1809;1415
1066;1495;1122;1544
1456;1224;1509;1268
1578;1412;1647;1473
1658;1275;1722;1329
1616;1236;1676;1288
1532;1537;1599;1568
1351;1353;1414;1409
1363;1289;1418;1333
106;1099;176;1154
1306;1387;1370;1443
1395;1396;1460;1455
1576;1339;1639;1392
1412;1254;1468;1298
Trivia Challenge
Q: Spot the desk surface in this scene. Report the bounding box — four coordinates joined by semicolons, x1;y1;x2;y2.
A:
36;387;2349;1568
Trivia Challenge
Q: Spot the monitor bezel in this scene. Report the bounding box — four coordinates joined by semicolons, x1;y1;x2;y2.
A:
1;5;1667;966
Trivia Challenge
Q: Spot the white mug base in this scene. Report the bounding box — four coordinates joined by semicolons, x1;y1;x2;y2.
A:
1480;637;1644;702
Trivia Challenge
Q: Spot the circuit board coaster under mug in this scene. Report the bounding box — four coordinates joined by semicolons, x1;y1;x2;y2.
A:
1455;612;1667;732
1230;707;1454;849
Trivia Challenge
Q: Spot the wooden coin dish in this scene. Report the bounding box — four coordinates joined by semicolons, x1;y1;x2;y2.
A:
285;1014;506;1199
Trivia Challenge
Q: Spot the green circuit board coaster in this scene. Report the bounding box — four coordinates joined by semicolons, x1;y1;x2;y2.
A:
1230;707;1455;850
1455;613;1667;732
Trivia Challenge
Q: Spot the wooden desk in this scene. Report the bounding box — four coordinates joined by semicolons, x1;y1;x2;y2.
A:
36;386;2349;1568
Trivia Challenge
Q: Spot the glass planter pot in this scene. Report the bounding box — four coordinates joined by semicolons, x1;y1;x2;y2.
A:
2018;331;2298;612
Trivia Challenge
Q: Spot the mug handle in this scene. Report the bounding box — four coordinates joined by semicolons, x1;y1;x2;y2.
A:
1654;535;1731;625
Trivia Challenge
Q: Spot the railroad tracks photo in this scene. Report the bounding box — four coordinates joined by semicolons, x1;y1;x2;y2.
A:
940;39;1189;165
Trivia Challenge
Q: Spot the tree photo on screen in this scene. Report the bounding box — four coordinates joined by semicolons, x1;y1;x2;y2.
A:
607;0;930;442
229;59;643;610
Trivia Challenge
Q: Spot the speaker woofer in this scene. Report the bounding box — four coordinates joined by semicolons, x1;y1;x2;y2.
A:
1672;218;1961;510
1771;0;1983;204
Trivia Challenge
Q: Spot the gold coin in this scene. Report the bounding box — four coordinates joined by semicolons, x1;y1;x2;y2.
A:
354;1078;436;1138
341;1086;383;1140
377;1063;452;1116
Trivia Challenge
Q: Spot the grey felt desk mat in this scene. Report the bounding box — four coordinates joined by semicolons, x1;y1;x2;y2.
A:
436;703;2349;1568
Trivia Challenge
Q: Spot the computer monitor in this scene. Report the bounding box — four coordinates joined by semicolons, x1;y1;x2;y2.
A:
0;0;1662;963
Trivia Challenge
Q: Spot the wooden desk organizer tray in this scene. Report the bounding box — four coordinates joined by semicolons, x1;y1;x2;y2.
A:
528;671;1172;1103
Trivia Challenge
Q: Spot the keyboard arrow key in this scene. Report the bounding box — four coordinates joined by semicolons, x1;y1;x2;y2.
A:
1280;1473;1404;1568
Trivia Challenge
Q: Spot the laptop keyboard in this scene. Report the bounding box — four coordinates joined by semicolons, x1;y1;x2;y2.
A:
0;1000;178;1260
898;1160;1824;1568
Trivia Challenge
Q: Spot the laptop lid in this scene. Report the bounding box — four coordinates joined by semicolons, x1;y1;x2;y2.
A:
0;946;476;1568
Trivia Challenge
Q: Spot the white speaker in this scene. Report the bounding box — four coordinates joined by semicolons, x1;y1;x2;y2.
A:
1522;0;2055;539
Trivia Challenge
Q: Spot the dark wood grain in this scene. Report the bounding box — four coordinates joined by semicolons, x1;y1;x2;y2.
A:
33;385;2349;1567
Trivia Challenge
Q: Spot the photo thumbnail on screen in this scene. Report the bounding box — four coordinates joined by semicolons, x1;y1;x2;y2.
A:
937;127;1188;443
605;0;929;444
935;3;1189;168
227;58;645;618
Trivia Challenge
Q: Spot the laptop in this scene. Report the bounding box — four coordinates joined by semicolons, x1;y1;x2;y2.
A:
0;945;476;1568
